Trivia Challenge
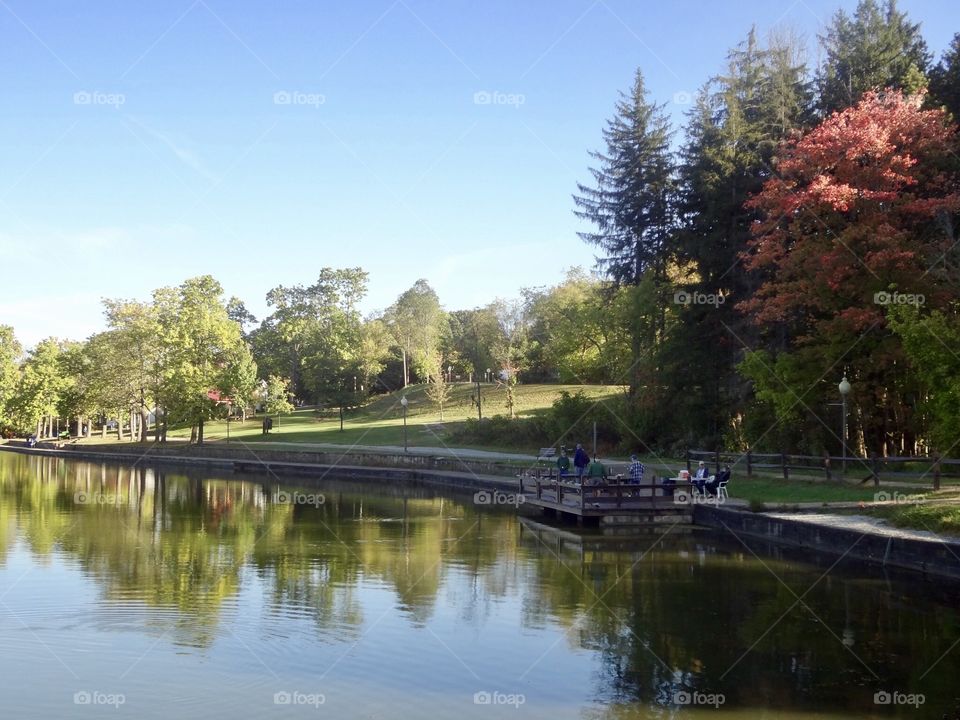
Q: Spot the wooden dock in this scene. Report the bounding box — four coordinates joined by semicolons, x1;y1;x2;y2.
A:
517;475;693;526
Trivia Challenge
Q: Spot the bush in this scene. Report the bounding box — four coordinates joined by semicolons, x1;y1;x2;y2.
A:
447;415;545;448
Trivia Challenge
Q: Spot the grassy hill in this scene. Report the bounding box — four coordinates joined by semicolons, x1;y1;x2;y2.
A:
165;382;624;451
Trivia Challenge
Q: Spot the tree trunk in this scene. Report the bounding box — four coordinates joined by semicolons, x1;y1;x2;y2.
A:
190;425;197;444
339;406;344;432
35;419;42;439
197;417;204;445
402;349;408;387
140;407;149;443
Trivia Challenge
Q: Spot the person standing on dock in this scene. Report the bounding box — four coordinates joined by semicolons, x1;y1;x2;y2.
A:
557;450;571;478
587;455;607;497
573;444;589;482
629;454;644;484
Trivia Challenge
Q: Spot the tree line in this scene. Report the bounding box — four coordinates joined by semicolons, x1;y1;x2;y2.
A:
0;268;628;443
572;0;960;457
1;0;959;457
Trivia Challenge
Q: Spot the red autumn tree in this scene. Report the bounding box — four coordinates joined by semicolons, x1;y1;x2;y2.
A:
739;90;960;455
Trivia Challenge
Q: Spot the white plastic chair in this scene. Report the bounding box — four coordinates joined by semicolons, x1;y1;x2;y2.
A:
716;479;729;501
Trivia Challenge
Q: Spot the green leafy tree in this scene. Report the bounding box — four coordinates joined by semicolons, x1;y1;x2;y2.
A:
9;338;68;437
156;276;255;444
263;375;294;416
252;268;368;400
423;351;452;420
385;279;446;387
447;308;500;382
0;326;22;430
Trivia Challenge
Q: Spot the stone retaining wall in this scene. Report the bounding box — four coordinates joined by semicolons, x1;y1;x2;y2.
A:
694;505;960;579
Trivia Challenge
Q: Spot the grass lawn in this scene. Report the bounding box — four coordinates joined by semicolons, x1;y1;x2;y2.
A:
100;383;625;454
725;476;890;505
865;497;960;535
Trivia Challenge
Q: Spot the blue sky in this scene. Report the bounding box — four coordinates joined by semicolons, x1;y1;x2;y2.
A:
1;0;956;347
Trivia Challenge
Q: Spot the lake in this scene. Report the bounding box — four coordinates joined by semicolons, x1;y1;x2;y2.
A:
0;451;957;718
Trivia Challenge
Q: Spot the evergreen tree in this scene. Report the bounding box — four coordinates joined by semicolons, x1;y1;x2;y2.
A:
669;29;813;447
817;0;929;116
929;33;960;120
573;68;674;398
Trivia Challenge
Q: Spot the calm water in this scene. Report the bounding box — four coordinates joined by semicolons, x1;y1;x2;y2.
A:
0;452;958;719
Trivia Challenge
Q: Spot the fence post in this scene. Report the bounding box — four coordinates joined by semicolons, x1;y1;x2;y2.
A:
870;452;880;488
781;452;789;481
746;449;753;478
824;451;832;481
933;451;941;492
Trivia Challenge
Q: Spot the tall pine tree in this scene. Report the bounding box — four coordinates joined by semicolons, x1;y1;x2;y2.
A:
669;29;813;448
817;0;929;116
929;33;960;120
574;68;674;399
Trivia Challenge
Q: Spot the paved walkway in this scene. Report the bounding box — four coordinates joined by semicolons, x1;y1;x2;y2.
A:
766;511;960;543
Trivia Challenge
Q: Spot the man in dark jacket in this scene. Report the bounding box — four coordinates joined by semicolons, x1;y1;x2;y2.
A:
573;444;590;482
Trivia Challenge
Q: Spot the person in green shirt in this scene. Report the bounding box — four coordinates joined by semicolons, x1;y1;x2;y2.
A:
556;451;570;478
585;456;607;500
587;456;607;484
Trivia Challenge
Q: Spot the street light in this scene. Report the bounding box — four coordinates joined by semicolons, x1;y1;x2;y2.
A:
400;395;409;453
839;376;851;474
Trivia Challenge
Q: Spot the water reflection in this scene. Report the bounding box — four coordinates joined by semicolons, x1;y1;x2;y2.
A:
0;452;958;718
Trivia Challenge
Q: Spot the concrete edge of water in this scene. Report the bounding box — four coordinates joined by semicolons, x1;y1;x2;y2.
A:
0;443;521;495
694;504;960;580
5;443;960;580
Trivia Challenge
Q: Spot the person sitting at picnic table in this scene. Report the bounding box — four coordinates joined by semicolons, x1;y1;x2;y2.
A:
556;450;571;478
573;444;590;482
628;454;644;484
691;461;710;494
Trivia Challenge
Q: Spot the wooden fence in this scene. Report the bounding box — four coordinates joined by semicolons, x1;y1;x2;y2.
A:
686;448;957;490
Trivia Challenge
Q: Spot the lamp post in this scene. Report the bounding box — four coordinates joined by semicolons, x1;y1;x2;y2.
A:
839;376;851;474
447;365;452;383
400;395;408;453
